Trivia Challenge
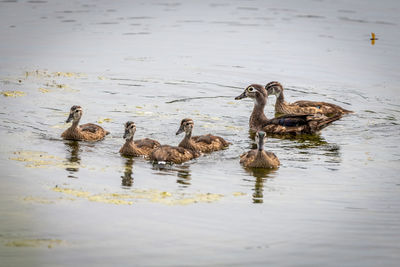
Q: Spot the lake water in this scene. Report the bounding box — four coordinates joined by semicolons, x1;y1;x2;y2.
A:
1;0;399;266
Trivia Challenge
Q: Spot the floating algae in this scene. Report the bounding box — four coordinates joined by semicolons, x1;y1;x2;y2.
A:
51;187;223;206
5;239;66;248
23;196;55;204
10;150;81;169
97;118;112;124
1;90;26;97
232;192;247;197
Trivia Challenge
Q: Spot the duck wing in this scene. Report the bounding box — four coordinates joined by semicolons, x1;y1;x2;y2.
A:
134;138;160;149
80;123;103;133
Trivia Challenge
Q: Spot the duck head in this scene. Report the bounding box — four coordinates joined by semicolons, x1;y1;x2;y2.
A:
235;84;267;105
265;81;283;97
123;121;136;140
176;118;194;136
66;105;82;123
255;131;266;151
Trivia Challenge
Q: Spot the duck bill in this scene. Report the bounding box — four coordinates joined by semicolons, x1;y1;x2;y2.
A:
176;126;184;135
66;113;73;123
123;129;129;139
235;91;247;100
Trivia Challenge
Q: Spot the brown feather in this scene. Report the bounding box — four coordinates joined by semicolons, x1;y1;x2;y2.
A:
120;138;160;157
240;149;280;168
149;145;200;164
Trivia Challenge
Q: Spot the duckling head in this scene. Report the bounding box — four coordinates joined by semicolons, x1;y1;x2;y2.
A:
235;84;267;103
176;118;194;136
66;105;82;123
255;131;266;151
123;121;136;140
265;81;283;96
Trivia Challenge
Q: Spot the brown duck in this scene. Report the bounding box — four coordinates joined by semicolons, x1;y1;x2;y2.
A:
240;131;280;168
61;105;109;141
265;81;353;116
235;84;342;135
176;118;230;153
119;121;160;157
149;123;200;164
149;145;200;164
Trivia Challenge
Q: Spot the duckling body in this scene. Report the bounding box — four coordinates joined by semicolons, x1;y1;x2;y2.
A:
176;118;230;153
265;81;353;116
61;106;109;141
235;84;342;135
119;121;160;157
150;145;200;164
240;131;280;168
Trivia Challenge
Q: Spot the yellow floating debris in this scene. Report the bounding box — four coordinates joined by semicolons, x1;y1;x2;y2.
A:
51;187;223;206
5;239;65;248
38;87;51;93
97;118;112;124
1;90;26;97
23;196;55;204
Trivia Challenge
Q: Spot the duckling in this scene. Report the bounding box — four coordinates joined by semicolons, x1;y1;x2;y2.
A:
235;84;342;135
119;121;161;157
149;145;200;164
61;105;109;141
176;118;230;153
265;81;353;116
240;131;280;168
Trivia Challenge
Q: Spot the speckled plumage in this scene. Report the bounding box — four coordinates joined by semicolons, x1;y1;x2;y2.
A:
61;106;109;141
240;131;280;168
176;118;230;153
119;121;160;157
149;145;200;164
235;84;342;135
265;81;353;117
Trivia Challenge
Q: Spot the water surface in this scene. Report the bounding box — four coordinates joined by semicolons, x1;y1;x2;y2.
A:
1;0;399;266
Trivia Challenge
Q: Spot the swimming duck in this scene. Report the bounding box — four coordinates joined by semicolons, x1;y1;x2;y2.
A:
61;105;109;141
119;121;161;157
149;145;200;164
240;131;280;168
235;84;342;134
176;118;230;153
265;81;353;116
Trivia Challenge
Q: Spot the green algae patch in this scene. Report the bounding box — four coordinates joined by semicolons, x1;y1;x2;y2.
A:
5;239;66;248
232;192;247;197
10;150;82;169
97;117;112;124
1;90;26;97
51;187;223;206
52;187;91;198
23;196;55;204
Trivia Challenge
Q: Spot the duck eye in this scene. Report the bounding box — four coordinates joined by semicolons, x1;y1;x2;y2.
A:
75;110;79;113
248;87;254;92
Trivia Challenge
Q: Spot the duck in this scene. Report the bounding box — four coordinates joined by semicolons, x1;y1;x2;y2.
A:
240;131;280;168
176;118;230;153
119;121;161;157
149;145;200;164
61;105;109;141
235;84;342;135
265;81;353;116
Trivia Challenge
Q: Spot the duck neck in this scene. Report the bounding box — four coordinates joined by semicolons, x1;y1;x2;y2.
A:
70;119;80;130
179;131;197;150
275;91;289;113
250;96;268;130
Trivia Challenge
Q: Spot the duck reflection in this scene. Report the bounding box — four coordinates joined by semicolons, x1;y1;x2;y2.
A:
176;165;191;187
121;157;134;187
64;140;81;178
151;163;192;187
244;168;278;204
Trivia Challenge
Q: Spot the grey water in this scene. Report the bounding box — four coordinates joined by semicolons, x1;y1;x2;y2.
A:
0;0;399;266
